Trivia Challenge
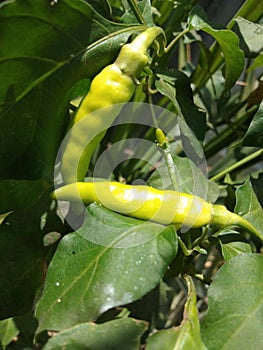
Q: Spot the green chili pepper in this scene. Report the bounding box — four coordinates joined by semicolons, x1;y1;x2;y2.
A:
51;181;263;241
60;27;165;184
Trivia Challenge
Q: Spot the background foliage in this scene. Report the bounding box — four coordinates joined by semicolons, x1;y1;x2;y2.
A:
0;0;262;349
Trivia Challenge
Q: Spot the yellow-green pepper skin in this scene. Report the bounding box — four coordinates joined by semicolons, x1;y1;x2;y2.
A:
52;181;212;227
51;181;262;241
60;27;164;184
60;64;136;184
69;65;136;126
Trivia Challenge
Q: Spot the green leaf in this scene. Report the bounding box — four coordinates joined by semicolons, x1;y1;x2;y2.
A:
0;204;46;318
43;317;147;350
0;0;144;179
152;0;198;31
189;6;244;91
201;253;263;350
234;17;263;57
148;155;219;203
35;203;178;332
217;232;252;262
146;276;207;350
235;179;263;236
247;53;263;72
0;318;19;349
189;0;263;89
3;314;38;349
243;101;263;147
221;240;252;261
156;70;206;140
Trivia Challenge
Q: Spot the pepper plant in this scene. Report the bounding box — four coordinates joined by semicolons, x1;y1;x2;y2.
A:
0;0;263;349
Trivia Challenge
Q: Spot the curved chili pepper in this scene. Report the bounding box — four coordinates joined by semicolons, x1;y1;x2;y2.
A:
60;27;165;184
51;181;263;241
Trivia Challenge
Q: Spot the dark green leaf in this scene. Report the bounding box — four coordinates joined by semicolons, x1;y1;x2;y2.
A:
35;203;178;332
152;0;198;32
243;101;263;147
251;173;263;207
87;0;112;18
6;314;38;349
156;70;206;140
43;317;147;350
0;203;47;318
201;254;263;350
0;0;143;179
189;6;244;91
0;179;46;214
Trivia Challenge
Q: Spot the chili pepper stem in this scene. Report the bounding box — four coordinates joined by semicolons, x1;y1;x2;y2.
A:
131;26;165;52
115;27;165;79
211;204;263;242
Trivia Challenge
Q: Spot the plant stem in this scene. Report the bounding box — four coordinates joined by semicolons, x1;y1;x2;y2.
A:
192;227;209;248
165;27;191;53
177;236;193;256
127;0;147;25
149;96;159;128
210;148;263;182
156;129;179;191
